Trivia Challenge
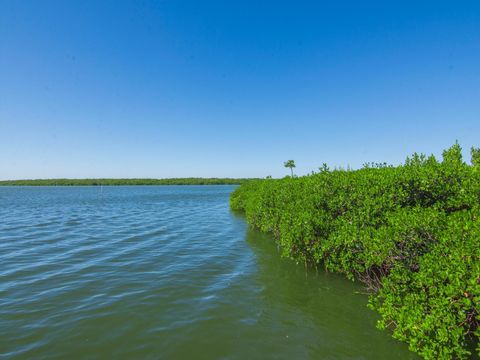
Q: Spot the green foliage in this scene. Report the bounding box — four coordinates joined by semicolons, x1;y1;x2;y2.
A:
284;159;296;176
371;209;480;359
230;143;480;359
442;141;464;166
0;178;255;186
472;147;480;168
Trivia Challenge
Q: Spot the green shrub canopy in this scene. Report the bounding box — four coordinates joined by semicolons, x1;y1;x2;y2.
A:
230;144;480;359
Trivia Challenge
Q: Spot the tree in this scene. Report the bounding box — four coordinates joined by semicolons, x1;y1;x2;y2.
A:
471;147;480;167
442;141;463;166
284;160;296;177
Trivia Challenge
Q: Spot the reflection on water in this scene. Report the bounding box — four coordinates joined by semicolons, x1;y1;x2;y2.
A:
242;227;417;359
0;186;416;359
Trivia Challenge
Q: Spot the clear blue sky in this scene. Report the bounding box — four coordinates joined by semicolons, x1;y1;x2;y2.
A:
1;1;479;179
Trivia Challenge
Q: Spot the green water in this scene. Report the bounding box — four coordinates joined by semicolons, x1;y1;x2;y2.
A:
0;186;416;359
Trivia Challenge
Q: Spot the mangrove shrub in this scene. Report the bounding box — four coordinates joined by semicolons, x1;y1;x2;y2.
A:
230;144;480;359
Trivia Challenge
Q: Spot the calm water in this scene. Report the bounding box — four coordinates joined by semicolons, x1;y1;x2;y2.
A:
0;186;416;359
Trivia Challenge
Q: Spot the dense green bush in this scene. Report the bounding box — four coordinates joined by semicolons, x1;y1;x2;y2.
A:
230;144;480;359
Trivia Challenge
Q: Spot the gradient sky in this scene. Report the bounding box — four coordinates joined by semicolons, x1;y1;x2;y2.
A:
1;1;479;179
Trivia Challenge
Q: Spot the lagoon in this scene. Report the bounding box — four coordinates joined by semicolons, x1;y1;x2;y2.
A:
0;186;415;359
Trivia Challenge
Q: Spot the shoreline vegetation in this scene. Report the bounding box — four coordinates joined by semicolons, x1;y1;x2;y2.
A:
230;143;479;359
0;178;255;186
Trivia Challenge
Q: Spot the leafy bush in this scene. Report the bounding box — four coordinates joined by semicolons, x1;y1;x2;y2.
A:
230;143;480;359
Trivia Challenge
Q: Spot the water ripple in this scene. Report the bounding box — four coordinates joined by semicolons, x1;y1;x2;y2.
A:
0;186;416;360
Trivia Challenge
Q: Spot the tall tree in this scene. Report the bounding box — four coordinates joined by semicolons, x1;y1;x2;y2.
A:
284;160;296;177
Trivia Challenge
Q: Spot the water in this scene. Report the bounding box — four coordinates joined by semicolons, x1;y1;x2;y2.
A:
0;186;416;359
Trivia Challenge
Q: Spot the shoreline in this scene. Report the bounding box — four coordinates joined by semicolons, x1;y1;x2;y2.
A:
230;143;480;359
0;178;256;186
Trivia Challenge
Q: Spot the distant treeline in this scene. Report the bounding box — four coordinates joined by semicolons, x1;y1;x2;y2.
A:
230;143;480;359
0;178;255;186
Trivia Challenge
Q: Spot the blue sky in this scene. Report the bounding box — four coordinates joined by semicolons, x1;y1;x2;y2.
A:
1;1;479;179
